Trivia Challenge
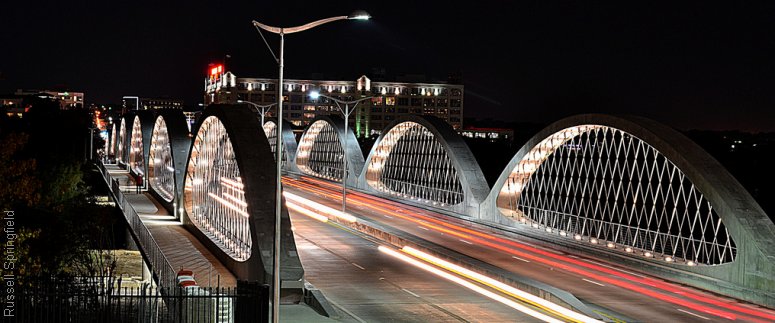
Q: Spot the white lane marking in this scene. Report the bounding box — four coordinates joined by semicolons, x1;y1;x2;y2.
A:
582;278;605;287
677;308;710;320
512;256;530;263
402;288;421;298
352;263;365;270
418;226;430;231
383;214;393;219
459;239;473;245
582;259;647;278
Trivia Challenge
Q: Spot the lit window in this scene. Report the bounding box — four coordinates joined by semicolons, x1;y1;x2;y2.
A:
385;97;396;106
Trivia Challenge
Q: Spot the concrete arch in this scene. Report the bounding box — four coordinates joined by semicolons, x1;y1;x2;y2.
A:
263;117;300;173
182;104;303;283
127;111;156;179
360;115;489;216
147;110;191;216
295;116;364;187
117;117;127;165
484;114;775;306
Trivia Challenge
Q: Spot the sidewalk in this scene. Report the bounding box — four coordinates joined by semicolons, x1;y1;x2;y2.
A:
106;165;237;288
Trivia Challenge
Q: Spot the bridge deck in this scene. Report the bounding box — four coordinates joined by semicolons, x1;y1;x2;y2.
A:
106;165;237;288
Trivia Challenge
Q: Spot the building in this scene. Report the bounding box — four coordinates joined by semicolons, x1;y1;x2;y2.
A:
205;68;464;137
14;89;84;109
122;96;184;111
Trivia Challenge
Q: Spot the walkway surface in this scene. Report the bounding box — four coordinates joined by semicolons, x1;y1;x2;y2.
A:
106;165;237;288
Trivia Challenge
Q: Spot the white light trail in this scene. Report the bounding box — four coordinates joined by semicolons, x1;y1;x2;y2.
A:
378;246;563;323
401;246;604;323
286;202;329;223
283;192;357;222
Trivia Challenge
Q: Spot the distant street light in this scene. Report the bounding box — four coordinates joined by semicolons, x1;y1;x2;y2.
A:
251;11;370;323
309;91;375;213
237;100;276;126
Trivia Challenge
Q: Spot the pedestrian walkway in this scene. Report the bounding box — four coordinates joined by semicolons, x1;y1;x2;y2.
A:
105;164;237;288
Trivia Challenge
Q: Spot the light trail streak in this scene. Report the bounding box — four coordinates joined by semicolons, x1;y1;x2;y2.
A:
378;246;564;323
284;191;357;223
286;202;329;223
401;246;604;323
285;177;775;322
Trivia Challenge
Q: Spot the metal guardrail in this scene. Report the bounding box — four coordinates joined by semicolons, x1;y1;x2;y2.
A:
111;177;178;291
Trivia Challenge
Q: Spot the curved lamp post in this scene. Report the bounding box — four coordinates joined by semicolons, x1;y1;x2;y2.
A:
237;100;276;126
309;91;374;214
252;11;370;323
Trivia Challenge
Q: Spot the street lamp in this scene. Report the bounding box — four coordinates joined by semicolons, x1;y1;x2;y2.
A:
237;100;277;126
252;11;370;323
309;91;375;213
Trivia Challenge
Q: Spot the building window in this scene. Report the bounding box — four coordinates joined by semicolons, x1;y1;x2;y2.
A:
386;107;395;113
397;97;409;106
290;105;301;111
397;108;408;113
423;99;435;107
450;108;461;115
372;97;384;105
450;117;461;122
450;99;461;107
290;113;302;118
303;113;315;119
304;105;316;111
264;94;276;102
411;108;422;114
451;89;462;96
437;99;448;107
291;95;302;103
371;115;382;120
385;97;395;106
384;115;394;121
371;106;382;113
411;98;422;107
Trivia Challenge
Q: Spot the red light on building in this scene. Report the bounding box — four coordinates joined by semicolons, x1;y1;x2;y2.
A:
211;67;218;75
217;65;223;73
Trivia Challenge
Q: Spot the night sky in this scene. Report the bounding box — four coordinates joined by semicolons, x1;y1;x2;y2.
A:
2;1;774;131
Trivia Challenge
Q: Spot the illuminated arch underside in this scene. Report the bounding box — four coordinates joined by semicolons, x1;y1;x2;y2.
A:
498;125;736;265
296;120;344;181
129;116;144;175
109;126;116;155
117;118;126;163
148;117;175;202
366;121;464;205
184;116;251;261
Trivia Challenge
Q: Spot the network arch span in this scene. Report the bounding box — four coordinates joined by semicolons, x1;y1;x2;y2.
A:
147;111;191;214
485;114;775;304
295;116;364;186
117;117;127;165
263;118;299;173
361;115;489;215
126;111;156;179
183;104;303;283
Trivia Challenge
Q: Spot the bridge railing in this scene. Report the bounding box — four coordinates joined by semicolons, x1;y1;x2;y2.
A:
111;178;178;291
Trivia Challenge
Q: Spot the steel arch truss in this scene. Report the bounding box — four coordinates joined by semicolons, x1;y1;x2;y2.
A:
109;125;116;156
182;104;303;283
129;116;145;176
185;116;251;261
296;117;364;185
362;116;489;215
498;125;735;265
117;118;127;164
148;117;175;203
366;121;464;206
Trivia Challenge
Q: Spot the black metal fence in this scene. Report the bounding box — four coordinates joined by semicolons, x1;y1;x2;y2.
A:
15;277;269;323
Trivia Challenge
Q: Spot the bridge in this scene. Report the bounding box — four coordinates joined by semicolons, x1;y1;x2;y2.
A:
103;104;775;322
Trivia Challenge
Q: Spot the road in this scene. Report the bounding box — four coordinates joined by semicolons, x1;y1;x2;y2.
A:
287;176;775;323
